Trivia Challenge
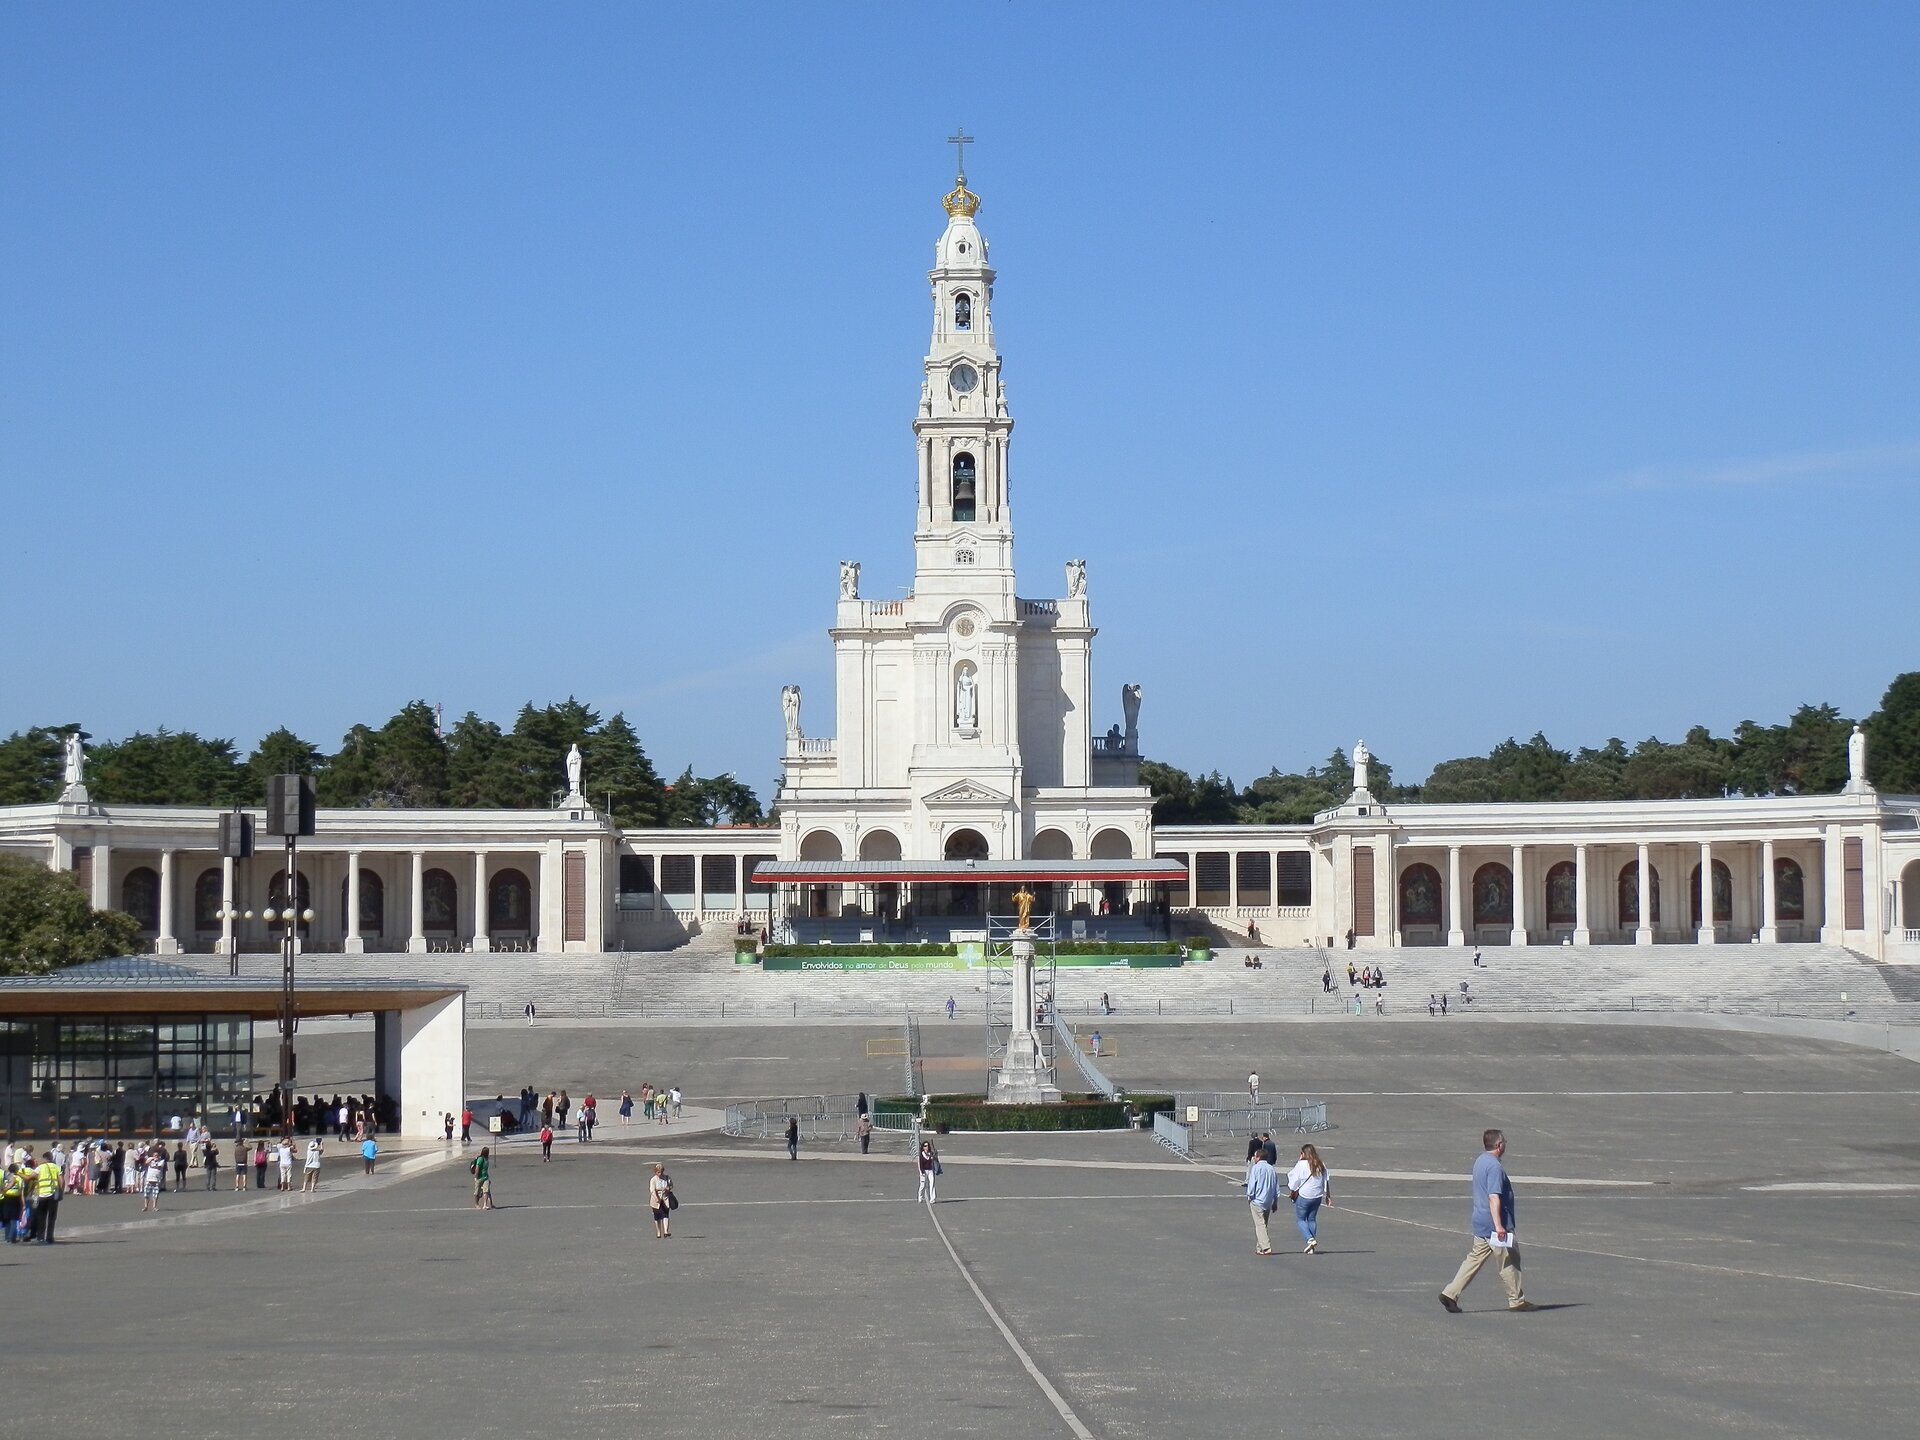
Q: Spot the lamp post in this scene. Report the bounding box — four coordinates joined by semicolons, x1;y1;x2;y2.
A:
264;775;316;1141
214;904;255;978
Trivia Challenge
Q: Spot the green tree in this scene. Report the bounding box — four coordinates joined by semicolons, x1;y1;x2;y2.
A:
0;725;77;804
1561;739;1631;800
1621;726;1732;800
1865;673;1920;794
245;727;325;803
0;853;146;974
89;730;248;805
1729;704;1852;795
317;723;382;807
1140;761;1239;824
580;713;670;827
444;712;508;806
372;701;449;807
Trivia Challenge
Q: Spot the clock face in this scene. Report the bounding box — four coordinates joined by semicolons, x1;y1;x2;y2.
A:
950;364;978;394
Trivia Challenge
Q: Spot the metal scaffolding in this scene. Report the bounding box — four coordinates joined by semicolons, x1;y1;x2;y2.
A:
983;911;1057;1096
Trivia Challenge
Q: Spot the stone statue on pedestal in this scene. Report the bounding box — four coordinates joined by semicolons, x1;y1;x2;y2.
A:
1353;739;1372;795
1065;559;1086;597
781;684;802;740
1846;724;1871;792
59;731;89;804
838;561;861;600
1013;885;1035;932
564;743;584;801
1121;684;1142;748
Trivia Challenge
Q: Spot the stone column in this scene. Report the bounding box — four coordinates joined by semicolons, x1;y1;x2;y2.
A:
1446;845;1465;947
1572;844;1591;946
652;858;664;921
1758;839;1778;943
1820;827;1844;943
1635;843;1654;945
156;848;179;954
1382;834;1399;946
472;852;490;953
91;841;113;911
1510;844;1529;947
1698;841;1716;943
220;856;236;956
345;852;364;954
408;850;427;954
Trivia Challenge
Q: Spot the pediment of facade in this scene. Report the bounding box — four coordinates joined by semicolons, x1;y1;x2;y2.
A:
921;779;1012;806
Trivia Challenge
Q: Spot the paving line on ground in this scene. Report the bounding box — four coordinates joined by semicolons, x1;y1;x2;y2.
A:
922;1195;1098;1440
1333;1202;1920;1301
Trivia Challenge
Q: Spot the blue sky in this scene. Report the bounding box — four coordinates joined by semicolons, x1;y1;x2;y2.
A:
4;4;1916;800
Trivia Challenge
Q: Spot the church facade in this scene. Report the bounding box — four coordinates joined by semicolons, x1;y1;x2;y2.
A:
3;164;1918;963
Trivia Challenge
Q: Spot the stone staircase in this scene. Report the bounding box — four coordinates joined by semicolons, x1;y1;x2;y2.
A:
158;938;1911;1022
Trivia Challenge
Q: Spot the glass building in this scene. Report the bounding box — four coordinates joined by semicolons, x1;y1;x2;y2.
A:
0;1013;252;1140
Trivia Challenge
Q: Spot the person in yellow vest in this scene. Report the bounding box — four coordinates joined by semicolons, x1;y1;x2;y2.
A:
32;1150;64;1243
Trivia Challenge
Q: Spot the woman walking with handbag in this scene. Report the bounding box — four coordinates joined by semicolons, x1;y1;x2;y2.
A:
648;1163;676;1238
916;1139;941;1203
1287;1143;1332;1254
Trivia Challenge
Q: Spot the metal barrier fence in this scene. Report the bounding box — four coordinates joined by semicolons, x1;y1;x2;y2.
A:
903;1009;921;1096
1052;1014;1118;1098
1153;1111;1192;1156
1189;1102;1330;1138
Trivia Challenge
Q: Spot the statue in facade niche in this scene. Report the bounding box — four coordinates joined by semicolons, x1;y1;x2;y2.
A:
1121;683;1142;746
1065;559;1086;597
955;670;978;730
839;561;861;600
781;684;802;740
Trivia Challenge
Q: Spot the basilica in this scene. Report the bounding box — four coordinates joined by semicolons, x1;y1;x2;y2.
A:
3;163;1918;965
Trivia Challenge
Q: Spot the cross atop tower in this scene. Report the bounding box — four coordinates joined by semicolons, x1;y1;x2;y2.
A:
948;127;973;183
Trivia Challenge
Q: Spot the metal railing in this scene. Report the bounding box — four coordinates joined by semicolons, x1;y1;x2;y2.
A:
1153;1111;1192;1156
723;1093;869;1141
903;1008;921;1095
1188;1102;1331;1138
1052;1013;1117;1098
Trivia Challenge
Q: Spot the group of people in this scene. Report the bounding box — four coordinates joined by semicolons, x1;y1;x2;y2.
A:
1241;1126;1536;1313
1244;1136;1331;1257
2;1128;344;1240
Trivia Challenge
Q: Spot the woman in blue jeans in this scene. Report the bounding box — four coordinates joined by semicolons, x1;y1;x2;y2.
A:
1286;1143;1332;1254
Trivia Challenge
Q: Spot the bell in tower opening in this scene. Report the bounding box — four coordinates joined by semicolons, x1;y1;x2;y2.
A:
951;451;977;521
954;291;972;330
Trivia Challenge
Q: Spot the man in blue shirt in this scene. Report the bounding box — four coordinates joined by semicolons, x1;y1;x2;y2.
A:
1439;1128;1535;1312
1246;1151;1281;1257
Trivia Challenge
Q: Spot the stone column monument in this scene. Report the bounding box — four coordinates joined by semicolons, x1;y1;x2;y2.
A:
990;886;1061;1104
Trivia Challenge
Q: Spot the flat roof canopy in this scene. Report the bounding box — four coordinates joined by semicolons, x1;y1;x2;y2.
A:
752;858;1187;884
0;958;463;1019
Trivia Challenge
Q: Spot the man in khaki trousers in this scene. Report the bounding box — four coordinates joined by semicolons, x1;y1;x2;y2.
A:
1246;1149;1280;1256
1439;1128;1537;1312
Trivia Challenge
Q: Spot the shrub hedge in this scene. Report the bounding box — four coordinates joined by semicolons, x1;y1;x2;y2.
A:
761;939;1172;959
871;1091;1178;1131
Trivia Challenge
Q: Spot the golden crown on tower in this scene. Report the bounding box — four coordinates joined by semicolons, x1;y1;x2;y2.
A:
943;181;981;218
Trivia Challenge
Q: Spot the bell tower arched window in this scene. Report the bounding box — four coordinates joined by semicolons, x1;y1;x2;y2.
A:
953;292;972;330
951;452;977;521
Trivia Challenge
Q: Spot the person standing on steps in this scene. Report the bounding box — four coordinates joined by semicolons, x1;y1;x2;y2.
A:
785;1115;799;1161
1439;1128;1535;1313
1245;1145;1280;1257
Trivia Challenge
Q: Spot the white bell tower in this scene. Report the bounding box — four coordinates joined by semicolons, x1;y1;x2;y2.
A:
913;130;1014;606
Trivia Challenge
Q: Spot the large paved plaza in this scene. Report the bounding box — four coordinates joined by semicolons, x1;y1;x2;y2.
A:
5;1017;1918;1439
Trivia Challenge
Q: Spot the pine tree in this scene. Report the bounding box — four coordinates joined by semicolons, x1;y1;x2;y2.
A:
581;713;669;827
0;725;76;804
246;728;325;803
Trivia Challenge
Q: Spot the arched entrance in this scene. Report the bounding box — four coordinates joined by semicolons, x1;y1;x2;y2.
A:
421;869;458;938
944;828;990;915
193;868;222;934
1471;862;1513;934
1618;862;1661;927
1545;861;1578;928
268;870;313;936
1903;859;1920;930
799;829;843;918
1088;828;1133;914
858;831;902;924
121;867;159;932
489;869;533;937
1774;857;1805;923
1399;863;1443;927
